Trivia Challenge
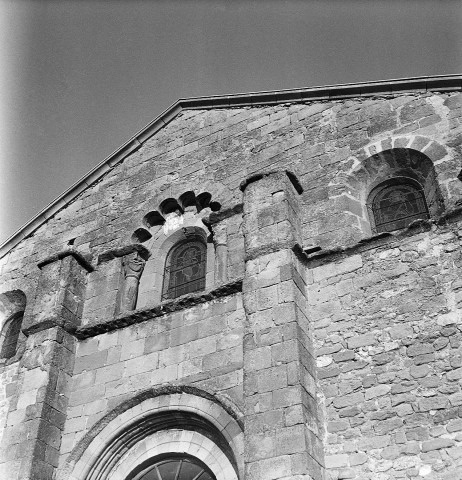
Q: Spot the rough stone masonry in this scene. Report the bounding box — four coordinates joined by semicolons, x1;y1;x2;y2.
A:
1;75;462;480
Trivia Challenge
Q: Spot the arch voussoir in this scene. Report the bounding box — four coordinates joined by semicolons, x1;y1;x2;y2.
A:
58;387;243;480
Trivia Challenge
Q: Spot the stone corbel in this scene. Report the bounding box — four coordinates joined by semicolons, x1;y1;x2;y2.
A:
97;243;151;264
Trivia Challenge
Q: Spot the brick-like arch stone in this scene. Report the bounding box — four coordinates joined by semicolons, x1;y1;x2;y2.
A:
329;136;456;238
58;386;243;480
360;135;448;162
92;430;237;480
335;136;451;190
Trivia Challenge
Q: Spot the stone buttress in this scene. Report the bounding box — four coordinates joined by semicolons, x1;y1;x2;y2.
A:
0;251;91;480
241;171;324;480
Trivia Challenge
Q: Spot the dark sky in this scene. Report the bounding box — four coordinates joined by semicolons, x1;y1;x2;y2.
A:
1;0;461;244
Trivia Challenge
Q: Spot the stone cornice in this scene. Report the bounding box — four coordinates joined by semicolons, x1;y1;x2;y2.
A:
97;244;151;264
37;249;94;272
202;203;243;227
299;207;462;269
239;170;303;194
1;74;461;259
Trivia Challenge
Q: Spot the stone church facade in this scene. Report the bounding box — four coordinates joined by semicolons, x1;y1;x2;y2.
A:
1;75;462;480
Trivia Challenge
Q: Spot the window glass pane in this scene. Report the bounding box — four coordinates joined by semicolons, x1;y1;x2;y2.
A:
197;472;214;480
157;460;181;480
178;460;203;480
138;467;160;480
163;240;206;300
371;183;429;233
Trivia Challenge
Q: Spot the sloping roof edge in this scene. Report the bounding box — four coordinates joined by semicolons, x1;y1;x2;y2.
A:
1;74;461;260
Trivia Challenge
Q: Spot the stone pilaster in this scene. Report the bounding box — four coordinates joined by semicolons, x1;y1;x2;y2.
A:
1;251;91;480
241;172;324;480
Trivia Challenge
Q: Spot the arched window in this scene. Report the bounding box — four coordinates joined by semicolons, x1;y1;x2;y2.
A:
368;179;429;233
1;313;23;359
162;240;207;300
130;455;216;480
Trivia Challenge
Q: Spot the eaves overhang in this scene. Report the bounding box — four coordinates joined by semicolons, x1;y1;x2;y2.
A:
1;74;461;260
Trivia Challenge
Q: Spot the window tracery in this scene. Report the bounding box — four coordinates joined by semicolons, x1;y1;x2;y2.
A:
132;455;215;480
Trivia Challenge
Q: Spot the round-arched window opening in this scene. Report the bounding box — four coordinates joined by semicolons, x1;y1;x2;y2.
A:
1;313;23;359
368;178;429;233
128;454;216;480
162;240;207;300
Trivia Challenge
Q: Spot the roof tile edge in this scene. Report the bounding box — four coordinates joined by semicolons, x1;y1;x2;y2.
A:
1;74;461;259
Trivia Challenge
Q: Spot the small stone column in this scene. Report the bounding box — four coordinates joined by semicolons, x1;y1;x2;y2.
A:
212;223;228;285
119;251;145;313
2;251;92;480
241;171;324;480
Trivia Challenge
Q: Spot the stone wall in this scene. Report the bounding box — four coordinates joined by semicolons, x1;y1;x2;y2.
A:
311;219;462;479
0;361;21;471
1;91;461;280
60;293;245;471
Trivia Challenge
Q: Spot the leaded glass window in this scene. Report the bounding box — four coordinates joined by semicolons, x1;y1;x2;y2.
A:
162;240;206;300
1;314;23;359
133;456;216;480
369;181;429;233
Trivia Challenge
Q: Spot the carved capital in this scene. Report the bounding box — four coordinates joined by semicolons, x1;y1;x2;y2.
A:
122;252;145;280
212;223;227;246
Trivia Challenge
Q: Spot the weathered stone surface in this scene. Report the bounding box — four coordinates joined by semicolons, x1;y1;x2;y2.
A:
347;333;376;349
365;384;391;400
333;392;364;409
421;438;455;453
419;396;449;412
407;343;434;357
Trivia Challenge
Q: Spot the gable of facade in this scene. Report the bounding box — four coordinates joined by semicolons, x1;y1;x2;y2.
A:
1;75;462;480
